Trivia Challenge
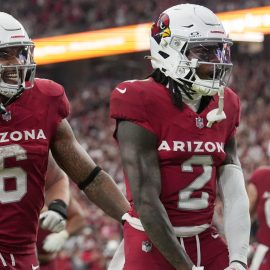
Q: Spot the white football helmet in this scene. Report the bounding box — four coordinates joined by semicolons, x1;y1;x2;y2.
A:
0;12;36;99
149;4;233;97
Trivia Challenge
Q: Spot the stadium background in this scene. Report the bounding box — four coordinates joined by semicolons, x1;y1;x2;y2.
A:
2;0;270;269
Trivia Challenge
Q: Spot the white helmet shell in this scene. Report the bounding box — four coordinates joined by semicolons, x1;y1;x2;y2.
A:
150;4;233;96
0;12;33;48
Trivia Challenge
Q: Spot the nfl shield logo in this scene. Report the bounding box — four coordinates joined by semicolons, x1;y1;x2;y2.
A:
142;240;152;253
2;111;11;121
195;117;204;129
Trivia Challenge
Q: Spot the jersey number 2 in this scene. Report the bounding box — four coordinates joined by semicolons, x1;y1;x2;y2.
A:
178;155;213;210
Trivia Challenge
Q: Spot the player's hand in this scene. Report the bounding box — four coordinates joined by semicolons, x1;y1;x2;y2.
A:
39;210;66;232
39;199;67;232
224;262;246;270
43;230;69;253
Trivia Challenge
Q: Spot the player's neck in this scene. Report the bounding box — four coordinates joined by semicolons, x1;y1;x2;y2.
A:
181;92;202;113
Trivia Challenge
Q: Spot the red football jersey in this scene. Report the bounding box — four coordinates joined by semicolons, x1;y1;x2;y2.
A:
0;78;69;254
36;227;51;255
110;78;240;227
249;166;270;246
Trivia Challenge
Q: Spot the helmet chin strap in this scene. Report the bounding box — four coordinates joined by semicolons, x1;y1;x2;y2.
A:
171;76;227;128
191;82;218;96
0;85;25;114
170;72;227;128
0;103;6;114
206;86;226;128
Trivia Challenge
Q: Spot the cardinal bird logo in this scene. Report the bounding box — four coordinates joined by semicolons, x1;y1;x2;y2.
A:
151;13;171;44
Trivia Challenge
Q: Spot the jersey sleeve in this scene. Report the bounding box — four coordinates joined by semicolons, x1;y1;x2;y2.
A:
249;167;266;192
226;88;240;140
249;169;263;200
234;94;240;128
110;81;154;133
34;79;70;143
35;78;70;120
57;86;70;120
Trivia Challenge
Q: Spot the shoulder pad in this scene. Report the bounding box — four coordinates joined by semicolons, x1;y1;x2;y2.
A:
110;80;146;121
34;78;65;97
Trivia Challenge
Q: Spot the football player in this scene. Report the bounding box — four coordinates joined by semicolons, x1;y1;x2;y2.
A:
110;4;250;270
247;166;270;270
37;153;86;270
0;12;130;269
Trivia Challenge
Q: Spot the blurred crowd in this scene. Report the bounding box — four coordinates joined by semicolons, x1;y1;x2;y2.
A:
233;56;270;180
1;1;270;269
1;0;270;38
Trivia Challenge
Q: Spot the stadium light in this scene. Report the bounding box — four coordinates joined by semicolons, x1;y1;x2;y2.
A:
219;6;270;35
34;23;150;65
34;6;270;65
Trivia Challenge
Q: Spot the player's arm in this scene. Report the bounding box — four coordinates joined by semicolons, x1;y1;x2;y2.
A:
50;119;130;223
65;196;86;235
45;151;70;205
40;152;70;232
246;183;258;220
117;120;193;270
42;196;87;253
218;136;250;270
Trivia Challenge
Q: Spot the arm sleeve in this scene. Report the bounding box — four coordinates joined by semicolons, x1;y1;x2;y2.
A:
218;164;250;265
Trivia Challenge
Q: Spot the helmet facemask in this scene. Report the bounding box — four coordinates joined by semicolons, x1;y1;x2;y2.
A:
150;35;233;99
0;45;36;99
172;38;233;98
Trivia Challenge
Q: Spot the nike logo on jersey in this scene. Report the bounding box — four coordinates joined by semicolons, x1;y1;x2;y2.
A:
116;87;127;94
32;265;39;270
211;233;219;239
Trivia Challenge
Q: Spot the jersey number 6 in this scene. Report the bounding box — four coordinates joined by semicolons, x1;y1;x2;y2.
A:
0;144;27;203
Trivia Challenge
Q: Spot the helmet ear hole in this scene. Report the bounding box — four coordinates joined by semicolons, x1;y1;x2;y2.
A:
158;51;169;59
180;43;188;54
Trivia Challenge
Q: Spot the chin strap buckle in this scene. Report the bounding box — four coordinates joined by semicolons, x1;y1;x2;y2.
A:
0;103;6;114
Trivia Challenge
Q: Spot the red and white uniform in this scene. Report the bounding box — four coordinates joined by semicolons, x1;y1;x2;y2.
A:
0;78;69;268
249;167;270;270
110;78;240;269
